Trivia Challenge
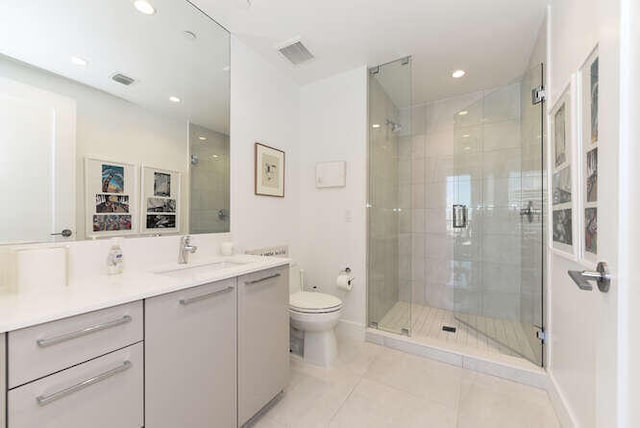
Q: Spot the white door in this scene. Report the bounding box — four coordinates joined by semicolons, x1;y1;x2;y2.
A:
0;77;75;243
547;33;620;428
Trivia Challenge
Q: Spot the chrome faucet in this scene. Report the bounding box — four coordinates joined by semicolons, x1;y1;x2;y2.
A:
178;235;198;264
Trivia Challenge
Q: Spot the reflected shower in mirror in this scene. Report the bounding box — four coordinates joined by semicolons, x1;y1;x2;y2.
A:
0;0;230;244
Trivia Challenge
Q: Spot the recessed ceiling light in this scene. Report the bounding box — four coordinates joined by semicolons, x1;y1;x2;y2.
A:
71;56;88;66
372;124;381;129
451;69;466;79
458;110;468;116
198;136;207;141
169;96;181;103
134;0;156;15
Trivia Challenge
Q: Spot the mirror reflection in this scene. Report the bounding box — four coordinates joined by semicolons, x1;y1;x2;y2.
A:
0;0;230;244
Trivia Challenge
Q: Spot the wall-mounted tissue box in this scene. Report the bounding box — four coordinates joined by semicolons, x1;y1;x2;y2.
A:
316;161;346;188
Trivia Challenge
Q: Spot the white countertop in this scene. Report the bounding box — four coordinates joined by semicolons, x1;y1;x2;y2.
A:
0;255;290;334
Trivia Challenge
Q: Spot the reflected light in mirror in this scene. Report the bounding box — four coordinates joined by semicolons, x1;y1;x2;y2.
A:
458;110;468;116
70;56;88;66
134;0;156;15
198;136;207;141
451;69;466;78
169;96;181;103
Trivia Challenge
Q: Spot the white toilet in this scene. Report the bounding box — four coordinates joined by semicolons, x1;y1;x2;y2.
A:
289;264;343;367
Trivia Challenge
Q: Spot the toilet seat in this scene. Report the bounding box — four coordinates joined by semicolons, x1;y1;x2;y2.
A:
289;291;342;314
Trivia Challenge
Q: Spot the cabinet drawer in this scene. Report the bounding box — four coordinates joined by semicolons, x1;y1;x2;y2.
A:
8;343;143;428
8;301;142;388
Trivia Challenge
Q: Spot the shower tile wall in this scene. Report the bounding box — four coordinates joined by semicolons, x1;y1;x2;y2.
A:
189;123;230;234
406;83;523;318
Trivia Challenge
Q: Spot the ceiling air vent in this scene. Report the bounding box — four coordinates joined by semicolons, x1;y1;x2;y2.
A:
278;41;314;65
111;73;136;86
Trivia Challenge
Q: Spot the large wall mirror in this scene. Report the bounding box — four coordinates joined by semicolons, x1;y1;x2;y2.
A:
0;0;230;244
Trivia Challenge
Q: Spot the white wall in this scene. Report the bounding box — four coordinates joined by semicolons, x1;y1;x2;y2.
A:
297;66;368;334
229;37;301;254
548;0;621;426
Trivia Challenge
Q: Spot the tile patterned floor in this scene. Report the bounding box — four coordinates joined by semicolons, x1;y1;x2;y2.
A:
250;340;559;428
378;302;538;363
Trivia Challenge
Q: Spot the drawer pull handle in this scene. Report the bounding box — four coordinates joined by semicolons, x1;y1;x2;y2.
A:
36;315;133;348
36;360;132;406
245;273;281;285
179;286;234;305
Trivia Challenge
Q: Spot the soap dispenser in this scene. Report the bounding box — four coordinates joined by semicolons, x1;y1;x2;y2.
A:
106;237;124;275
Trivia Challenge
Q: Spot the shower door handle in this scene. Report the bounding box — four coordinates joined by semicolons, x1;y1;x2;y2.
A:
452;204;467;228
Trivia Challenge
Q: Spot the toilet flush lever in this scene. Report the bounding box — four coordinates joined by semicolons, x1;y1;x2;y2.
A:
568;261;611;293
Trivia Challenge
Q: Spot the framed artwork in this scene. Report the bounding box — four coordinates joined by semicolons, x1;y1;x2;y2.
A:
580;48;599;261
255;143;285;197
85;157;138;237
140;165;180;234
550;79;577;258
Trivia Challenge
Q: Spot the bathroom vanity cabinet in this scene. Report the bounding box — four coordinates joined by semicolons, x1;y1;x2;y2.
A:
238;267;290;426
145;278;237;428
6;303;144;428
0;263;289;428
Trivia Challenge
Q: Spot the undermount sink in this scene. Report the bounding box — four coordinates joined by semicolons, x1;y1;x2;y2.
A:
156;260;250;281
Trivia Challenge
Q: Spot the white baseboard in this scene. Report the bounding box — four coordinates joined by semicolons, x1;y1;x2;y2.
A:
336;319;366;342
547;372;577;428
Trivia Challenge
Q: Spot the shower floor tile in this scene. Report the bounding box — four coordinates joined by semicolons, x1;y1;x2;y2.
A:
378;302;538;363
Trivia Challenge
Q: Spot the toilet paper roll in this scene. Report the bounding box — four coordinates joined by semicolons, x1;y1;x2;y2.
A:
17;247;68;294
336;274;354;291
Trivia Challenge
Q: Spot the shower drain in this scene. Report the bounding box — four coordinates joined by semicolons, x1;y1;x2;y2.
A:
442;325;457;333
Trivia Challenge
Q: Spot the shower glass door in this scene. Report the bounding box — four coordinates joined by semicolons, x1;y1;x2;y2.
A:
367;57;412;335
453;64;545;365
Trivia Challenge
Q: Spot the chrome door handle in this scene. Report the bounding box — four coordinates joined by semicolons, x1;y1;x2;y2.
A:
245;273;281;285
50;229;72;237
452;204;467;228
36;361;132;406
568;261;611;293
36;315;132;348
179;286;234;305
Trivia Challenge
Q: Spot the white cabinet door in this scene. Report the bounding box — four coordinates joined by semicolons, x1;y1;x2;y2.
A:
145;278;237;428
8;343;143;428
238;266;289;426
1;333;5;428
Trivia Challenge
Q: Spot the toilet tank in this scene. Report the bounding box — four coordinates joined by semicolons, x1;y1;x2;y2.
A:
289;263;303;294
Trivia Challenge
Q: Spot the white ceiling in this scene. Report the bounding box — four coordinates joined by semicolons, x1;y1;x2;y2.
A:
193;0;547;104
0;0;230;133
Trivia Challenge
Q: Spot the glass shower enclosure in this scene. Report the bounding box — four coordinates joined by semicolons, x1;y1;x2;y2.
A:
367;57;412;335
452;64;546;366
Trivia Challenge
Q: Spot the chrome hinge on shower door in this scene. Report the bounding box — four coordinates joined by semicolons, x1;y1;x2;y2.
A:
532;85;546;105
536;328;547;343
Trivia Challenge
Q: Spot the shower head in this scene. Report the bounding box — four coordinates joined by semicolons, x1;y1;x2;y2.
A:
386;119;402;133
